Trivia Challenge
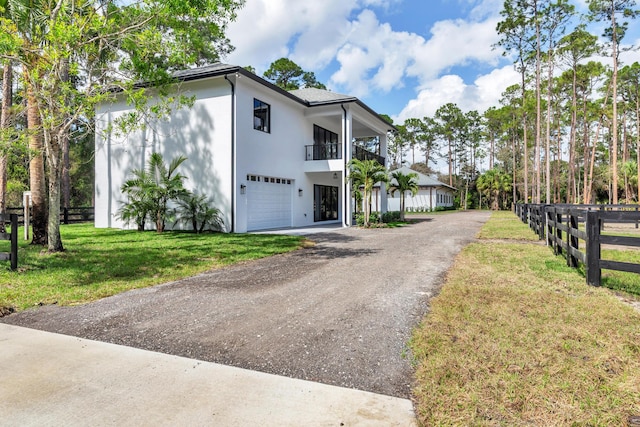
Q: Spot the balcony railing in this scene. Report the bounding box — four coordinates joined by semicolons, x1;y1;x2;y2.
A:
353;146;385;166
304;143;385;166
305;143;342;161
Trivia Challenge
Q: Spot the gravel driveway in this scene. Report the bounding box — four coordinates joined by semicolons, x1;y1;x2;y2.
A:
2;211;490;398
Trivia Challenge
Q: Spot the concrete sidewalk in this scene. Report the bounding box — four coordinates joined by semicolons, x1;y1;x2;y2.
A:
0;323;416;426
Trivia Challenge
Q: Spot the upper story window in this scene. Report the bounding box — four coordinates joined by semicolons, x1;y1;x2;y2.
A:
313;124;338;145
254;98;270;133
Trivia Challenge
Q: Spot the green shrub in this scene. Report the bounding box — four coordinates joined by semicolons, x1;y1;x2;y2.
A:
356;211;381;226
382;211;401;223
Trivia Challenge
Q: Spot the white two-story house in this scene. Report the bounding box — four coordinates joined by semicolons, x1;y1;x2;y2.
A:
94;63;392;233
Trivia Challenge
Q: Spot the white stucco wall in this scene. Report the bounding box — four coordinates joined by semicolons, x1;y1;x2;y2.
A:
376;187;455;212
234;78;343;232
94;78;233;231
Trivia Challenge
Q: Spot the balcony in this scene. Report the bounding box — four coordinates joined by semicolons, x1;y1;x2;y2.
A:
353;145;385;166
304;143;385;171
305;143;342;161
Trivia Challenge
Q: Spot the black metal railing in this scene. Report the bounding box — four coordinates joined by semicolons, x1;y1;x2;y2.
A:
305;143;342;161
304;143;385;166
353;145;385;166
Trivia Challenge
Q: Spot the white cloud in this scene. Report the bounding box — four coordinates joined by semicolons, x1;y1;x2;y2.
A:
225;0;517;119
395;75;466;121
328;10;425;95
226;0;369;73
395;65;520;122
620;38;640;66
407;17;502;83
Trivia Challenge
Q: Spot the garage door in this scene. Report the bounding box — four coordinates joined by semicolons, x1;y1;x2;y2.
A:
246;175;293;231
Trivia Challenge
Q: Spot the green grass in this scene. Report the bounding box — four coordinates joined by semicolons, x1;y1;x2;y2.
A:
477;210;540;241
405;208;460;216
0;224;304;311
600;248;640;295
410;212;640;425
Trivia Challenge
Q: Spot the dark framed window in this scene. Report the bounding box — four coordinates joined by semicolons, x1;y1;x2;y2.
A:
254;98;270;133
313;124;338;145
314;185;339;222
312;125;340;160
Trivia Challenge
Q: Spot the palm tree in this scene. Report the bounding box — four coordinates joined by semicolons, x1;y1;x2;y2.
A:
173;193;224;233
7;0;49;245
477;169;512;210
388;170;419;221
119;168;154;231
0;0;11;232
119;153;189;233
348;158;388;227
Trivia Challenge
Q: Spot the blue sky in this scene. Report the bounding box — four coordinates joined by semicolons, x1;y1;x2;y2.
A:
225;0;640;124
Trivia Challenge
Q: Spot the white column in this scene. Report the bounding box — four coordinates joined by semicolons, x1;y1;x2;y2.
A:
342;107;353;226
379;132;388;214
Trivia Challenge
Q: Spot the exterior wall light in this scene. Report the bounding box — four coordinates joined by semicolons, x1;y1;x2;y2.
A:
298;188;303;197
240;184;246;195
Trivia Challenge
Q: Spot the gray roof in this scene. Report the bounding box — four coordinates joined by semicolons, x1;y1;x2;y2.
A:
288;88;356;105
172;63;239;81
388;166;456;190
131;62;394;131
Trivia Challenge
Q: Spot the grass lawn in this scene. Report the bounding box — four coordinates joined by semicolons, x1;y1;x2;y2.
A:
410;211;640;425
0;224;304;311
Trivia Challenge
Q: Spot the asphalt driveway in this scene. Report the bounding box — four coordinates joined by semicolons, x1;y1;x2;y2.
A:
2;211;490;398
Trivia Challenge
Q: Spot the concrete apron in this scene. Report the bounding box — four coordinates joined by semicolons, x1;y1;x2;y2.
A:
0;324;416;426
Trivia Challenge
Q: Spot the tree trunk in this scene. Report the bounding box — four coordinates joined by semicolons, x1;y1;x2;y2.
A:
637;96;639;201
27;79;48;245
568;67;578;203
544;40;553;204
611;5;619;204
363;187;369;226
448;138;453;187
61;59;71;210
489;132;494;170
534;0;542;204
512;131;517;203
582;93;591;203
47;131;64;252
0;61;11;233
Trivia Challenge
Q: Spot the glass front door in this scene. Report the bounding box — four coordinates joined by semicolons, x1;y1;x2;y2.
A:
314;185;338;222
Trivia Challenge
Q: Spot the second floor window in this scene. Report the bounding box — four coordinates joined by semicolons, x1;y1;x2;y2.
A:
254;98;270;133
313;124;338;145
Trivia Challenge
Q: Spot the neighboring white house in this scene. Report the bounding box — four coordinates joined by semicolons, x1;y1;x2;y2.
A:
94;63;393;233
370;166;456;212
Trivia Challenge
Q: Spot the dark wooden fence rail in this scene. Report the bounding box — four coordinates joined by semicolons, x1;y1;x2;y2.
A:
515;203;640;286
5;207;94;225
0;214;18;270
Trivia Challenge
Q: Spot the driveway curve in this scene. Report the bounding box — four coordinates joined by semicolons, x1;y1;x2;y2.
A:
2;211;490;398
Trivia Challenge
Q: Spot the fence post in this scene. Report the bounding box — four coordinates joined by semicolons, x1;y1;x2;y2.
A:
555;209;563;255
538;205;547;240
568;212;578;268
546;208;553;248
10;214;17;271
585;211;601;286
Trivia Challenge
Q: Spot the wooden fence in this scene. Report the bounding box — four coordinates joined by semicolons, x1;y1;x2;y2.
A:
5;206;94;225
515;203;640;286
0;214;18;270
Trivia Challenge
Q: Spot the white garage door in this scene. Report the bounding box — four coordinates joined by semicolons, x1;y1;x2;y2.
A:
246;175;293;231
